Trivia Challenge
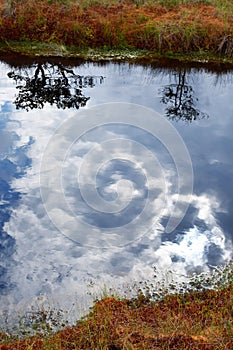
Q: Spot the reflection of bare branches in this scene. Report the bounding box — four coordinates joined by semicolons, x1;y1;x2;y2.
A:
160;69;209;122
8;63;104;111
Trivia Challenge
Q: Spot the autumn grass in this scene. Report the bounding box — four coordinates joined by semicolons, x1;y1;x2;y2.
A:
0;263;233;349
0;0;232;62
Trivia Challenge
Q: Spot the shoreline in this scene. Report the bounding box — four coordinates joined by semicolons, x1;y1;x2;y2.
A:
0;0;232;67
1;42;233;69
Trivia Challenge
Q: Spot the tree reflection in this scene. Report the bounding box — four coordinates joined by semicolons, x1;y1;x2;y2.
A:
8;63;104;111
160;68;209;122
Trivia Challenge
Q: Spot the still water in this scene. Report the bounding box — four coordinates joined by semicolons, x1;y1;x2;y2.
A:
0;57;233;320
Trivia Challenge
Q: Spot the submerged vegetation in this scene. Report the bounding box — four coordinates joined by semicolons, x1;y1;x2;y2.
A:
0;263;233;349
0;0;233;62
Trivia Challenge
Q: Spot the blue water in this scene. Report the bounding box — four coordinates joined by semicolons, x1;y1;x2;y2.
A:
0;58;232;319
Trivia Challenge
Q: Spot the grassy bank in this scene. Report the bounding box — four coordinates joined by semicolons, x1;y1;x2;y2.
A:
0;264;233;349
0;0;233;63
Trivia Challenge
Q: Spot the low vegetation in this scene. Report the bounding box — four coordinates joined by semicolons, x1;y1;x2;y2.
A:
0;263;232;349
0;0;233;61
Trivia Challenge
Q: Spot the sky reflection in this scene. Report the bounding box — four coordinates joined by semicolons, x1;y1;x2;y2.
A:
0;59;232;321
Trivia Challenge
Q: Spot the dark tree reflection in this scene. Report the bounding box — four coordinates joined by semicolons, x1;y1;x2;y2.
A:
8;63;104;111
160;68;209;122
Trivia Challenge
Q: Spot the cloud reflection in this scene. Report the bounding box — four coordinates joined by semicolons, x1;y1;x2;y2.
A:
0;61;233;323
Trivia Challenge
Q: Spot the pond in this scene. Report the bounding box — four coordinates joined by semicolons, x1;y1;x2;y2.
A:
0;56;233;324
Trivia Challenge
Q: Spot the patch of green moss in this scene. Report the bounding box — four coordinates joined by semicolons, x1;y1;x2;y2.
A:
0;41;233;66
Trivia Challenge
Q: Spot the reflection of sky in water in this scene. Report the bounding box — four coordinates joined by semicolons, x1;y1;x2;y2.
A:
0;98;33;294
0;61;233;319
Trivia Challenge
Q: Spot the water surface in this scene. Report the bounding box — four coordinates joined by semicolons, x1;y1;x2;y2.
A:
0;57;233;320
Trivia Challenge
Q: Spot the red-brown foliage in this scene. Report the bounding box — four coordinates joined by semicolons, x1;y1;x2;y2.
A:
0;0;232;56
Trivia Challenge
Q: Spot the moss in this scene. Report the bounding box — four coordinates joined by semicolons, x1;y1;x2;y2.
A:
0;41;233;66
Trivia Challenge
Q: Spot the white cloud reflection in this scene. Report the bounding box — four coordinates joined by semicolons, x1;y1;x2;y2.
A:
1;62;233;325
2;106;232;321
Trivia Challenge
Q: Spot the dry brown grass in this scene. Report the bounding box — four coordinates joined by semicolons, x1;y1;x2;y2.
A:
0;283;232;349
0;0;232;57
